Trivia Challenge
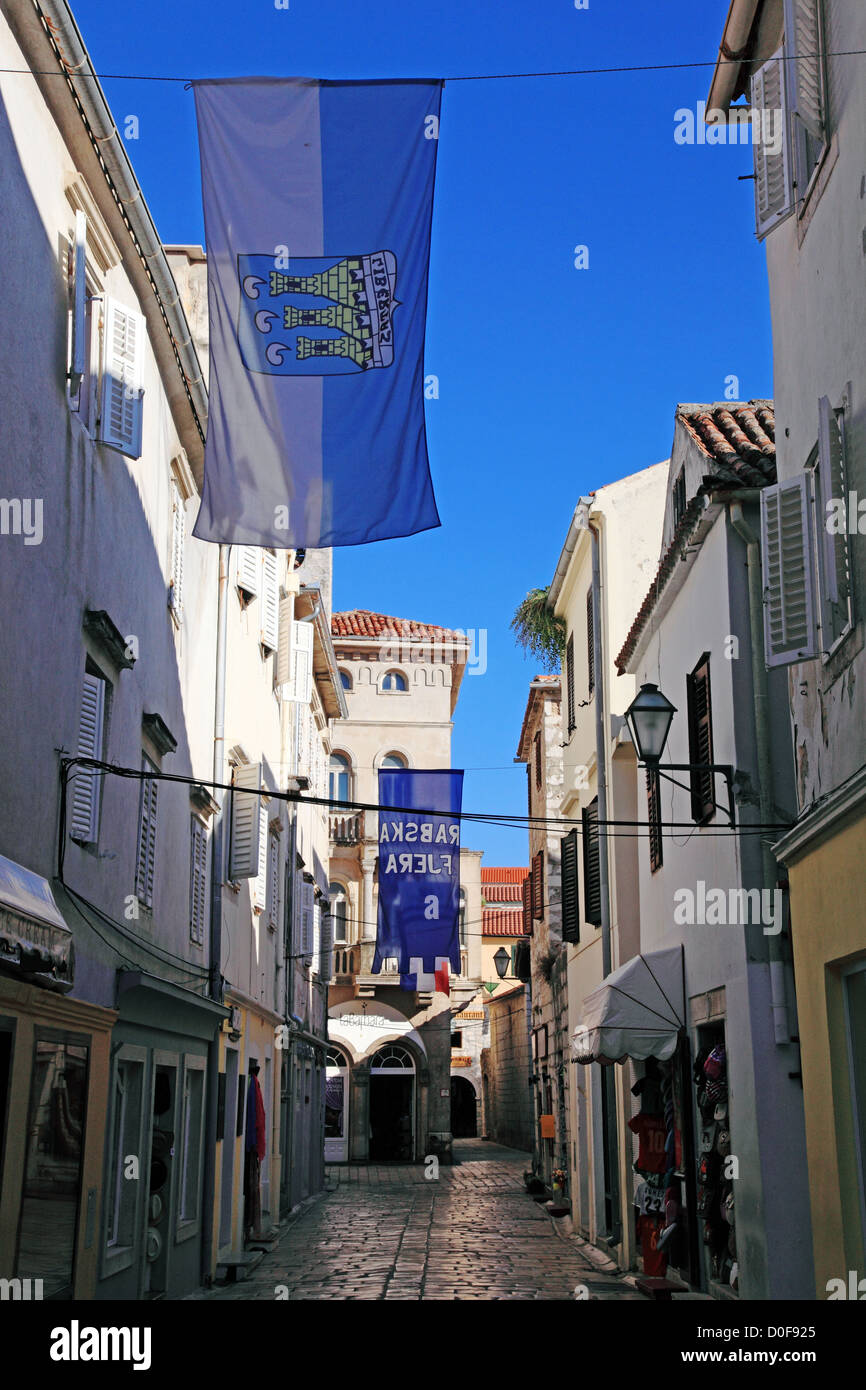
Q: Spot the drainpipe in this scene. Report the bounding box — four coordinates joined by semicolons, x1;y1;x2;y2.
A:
201;543;230;1284
588;518;621;1245
729;503;789;1044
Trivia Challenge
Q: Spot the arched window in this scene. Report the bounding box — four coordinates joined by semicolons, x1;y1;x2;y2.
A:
338;668;352;691
326;1046;349;1069
370;1044;415;1072
381;752;407;770
329;881;348;943
381;670;407;692
329;753;351;803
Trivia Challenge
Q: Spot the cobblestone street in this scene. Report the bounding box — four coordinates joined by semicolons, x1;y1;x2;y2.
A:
203;1140;643;1301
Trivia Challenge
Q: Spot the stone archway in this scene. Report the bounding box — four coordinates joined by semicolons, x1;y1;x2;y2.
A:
450;1075;478;1137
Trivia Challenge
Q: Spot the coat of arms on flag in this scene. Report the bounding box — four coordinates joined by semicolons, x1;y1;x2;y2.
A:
238;252;399;375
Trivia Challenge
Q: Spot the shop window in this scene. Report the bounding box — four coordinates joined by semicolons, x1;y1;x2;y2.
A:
17;1035;89;1299
105;1047;146;1266
178;1059;206;1231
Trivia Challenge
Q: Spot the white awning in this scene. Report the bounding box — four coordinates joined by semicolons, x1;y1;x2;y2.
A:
0;853;74;990
571;947;684;1065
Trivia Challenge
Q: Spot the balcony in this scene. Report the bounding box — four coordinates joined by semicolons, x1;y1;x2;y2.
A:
330;811;364;845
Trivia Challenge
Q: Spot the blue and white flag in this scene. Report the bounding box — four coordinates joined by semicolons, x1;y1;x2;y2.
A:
374;769;462;976
192;78;443;548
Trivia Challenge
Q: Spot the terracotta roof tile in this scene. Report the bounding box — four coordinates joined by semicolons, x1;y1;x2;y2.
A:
482;884;524;902
482;909;525;936
480;867;529;883
331;610;468;642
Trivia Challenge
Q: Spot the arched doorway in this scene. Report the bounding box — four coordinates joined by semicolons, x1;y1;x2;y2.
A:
451;1075;477;1137
324;1046;350;1163
369;1044;415;1160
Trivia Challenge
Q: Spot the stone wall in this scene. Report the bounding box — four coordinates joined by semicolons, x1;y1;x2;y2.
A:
481;987;532;1153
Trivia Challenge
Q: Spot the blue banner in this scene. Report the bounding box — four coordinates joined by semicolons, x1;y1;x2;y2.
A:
374;769;462;976
192;77;443;548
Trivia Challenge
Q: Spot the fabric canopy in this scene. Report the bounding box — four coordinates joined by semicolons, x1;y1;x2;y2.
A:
572;946;685;1065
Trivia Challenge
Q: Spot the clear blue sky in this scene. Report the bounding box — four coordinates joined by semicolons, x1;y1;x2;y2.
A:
74;0;773;866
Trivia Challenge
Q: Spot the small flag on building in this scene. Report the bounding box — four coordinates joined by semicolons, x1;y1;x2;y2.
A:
191;77;443;548
375;769;462;977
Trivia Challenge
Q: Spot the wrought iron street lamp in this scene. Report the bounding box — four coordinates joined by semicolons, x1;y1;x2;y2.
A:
493;947;511;980
624;682;736;827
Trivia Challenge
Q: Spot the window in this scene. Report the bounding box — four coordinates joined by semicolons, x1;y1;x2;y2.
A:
339;668;353;690
451;1030;463;1049
522;875;533;935
566;635;576;734
260;549;279;654
561;829;580;943
189;818;209;946
533;729;542;789
178;1060;205;1228
647;768;663;873
70;666;108;844
329;753;351;803
532;850;544;921
784;0;828;196
381;670;407;691
277;613;313;701
135;754;158;908
813;396;853;654
329;882;348;943
105;1049;145;1261
168;476;185;623
586;589;595;696
381;752;407;769
673;468;687;529
98;298;145;459
582;798;601;927
253;807;269;912
229;762;264;880
266;829;281;930
686;655;715;824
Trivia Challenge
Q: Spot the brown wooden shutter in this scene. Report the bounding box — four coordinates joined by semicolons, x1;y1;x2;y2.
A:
647;768;663;873
687;654;715;823
534;729;542;789
582;798;601;926
561;829;580;942
532;850;544;920
522;875;532;934
566;635;576;733
586;588;595;696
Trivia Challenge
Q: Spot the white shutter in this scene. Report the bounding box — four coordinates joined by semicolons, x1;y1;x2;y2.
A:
752;52;795;241
302;881;314;956
100;297;144;458
784;0;825;141
189;818;208;945
285;620;314;705
229;762;263;880
69;209;87;387
237;546;260;597
70;671;105;842
253;808;268;910
319;908;333;981
260;550;279;652
135;758;158;908
311;901;321;974
276;597;293;689
761;476;818;666
169;477;185;619
268;833;280;930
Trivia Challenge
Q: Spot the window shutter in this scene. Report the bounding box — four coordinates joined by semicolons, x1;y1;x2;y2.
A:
312;900;321;972
522;875;532;935
566;635;576;733
292;621;314;705
276;597;293;688
229;762;263;880
268;832;280;930
532;850;544;920
561;829;580;943
534;729;542;789
260;550;279;652
784;0;825;141
752;52;795;240
319;907;333;982
302;881;315;957
817;397;851;646
253;809;268;910
70;671;105;842
582;799;601;927
237;546;260;597
189;819;208;945
99;297;144;458
586;588;595;695
647;768;663;872
169;477;185;619
69;209;87;387
760;477;818;665
686;656;715;824
135;758;158;909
